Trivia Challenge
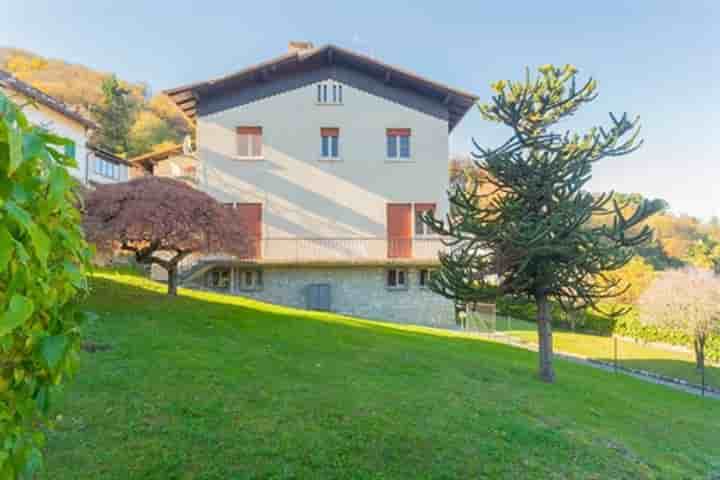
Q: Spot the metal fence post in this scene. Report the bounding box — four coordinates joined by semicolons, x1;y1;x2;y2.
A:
613;336;618;374
702;361;706;397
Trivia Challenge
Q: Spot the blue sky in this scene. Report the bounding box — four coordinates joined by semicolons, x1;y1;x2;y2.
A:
3;0;719;218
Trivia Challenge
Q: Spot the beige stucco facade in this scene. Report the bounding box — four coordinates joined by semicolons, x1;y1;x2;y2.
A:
197;79;450;240
168;47;475;325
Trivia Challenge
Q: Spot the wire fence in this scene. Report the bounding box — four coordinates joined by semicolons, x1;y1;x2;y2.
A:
458;313;718;396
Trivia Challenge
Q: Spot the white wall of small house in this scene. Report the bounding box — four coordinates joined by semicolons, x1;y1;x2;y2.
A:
10;94;91;184
1;87;131;186
87;153;130;184
196;79;450;240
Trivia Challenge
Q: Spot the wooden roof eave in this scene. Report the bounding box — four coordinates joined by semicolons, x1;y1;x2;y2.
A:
163;45;478;130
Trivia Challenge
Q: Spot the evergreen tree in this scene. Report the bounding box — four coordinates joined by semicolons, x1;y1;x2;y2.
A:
425;65;661;382
91;75;135;155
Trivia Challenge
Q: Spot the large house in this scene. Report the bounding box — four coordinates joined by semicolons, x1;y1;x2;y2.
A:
0;70;130;185
164;42;477;324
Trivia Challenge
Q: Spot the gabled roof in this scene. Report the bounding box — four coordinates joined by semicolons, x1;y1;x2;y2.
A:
87;144;133;166
130;144;184;166
164;44;478;132
0;70;98;129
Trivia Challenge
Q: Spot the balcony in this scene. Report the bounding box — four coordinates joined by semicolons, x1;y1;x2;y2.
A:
188;237;447;267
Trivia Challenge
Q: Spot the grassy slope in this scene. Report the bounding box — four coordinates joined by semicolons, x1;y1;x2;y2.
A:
42;272;720;479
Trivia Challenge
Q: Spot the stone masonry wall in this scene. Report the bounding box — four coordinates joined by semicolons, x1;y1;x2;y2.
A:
190;266;455;327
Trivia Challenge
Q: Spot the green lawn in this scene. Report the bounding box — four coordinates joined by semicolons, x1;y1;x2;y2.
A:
497;318;720;390
41;272;720;479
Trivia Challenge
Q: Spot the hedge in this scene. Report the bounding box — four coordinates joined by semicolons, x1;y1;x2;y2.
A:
496;298;720;362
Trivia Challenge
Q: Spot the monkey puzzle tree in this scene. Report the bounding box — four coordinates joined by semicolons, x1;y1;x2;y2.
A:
425;65;661;382
83;176;243;295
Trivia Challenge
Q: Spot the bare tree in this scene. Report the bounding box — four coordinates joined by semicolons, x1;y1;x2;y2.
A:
84;176;243;295
638;268;720;372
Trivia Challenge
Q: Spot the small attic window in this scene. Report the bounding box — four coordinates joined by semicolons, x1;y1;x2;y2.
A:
317;81;342;105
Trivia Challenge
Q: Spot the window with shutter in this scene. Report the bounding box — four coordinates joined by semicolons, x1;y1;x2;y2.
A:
386;128;411;159
414;203;436;236
386;268;408;289
320;127;340;159
236;126;263;158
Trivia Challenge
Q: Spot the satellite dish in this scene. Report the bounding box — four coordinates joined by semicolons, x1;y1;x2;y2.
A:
182;135;194;155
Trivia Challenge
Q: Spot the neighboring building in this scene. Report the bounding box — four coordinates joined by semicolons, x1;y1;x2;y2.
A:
0;69;130;186
164;42;477;325
130;142;199;184
86;145;132;185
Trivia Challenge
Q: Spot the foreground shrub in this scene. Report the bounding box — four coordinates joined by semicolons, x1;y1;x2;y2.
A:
0;91;92;477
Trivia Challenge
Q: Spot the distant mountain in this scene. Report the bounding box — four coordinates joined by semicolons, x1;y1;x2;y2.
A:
0;46;190;157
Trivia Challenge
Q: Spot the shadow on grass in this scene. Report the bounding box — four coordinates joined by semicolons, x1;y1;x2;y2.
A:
88;270;720;396
88;271;521;355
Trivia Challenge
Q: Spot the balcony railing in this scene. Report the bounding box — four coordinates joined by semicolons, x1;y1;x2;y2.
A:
185;237;447;267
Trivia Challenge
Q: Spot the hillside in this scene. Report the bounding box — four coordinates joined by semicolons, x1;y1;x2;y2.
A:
0;46;189;157
40;271;720;478
450;157;720;272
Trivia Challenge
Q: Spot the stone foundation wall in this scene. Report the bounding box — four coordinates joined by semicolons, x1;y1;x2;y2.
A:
188;266;455;327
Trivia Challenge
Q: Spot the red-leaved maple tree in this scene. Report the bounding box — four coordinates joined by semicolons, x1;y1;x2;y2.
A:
84;176;242;295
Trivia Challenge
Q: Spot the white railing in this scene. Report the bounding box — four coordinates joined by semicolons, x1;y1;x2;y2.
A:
260;237;445;262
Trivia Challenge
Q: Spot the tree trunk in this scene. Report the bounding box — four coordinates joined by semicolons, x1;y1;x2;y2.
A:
694;338;705;373
167;265;178;296
535;294;556;383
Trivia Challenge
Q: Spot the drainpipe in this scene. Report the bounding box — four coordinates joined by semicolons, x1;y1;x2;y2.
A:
84;128;92;186
85;148;91;186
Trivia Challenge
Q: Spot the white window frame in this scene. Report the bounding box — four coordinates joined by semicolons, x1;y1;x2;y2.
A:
386;268;409;290
207;268;231;290
236;127;263;160
321;131;340;160
237;269;263;291
414;205;435;236
386;132;411;160
418;269;433;288
95;157;121;180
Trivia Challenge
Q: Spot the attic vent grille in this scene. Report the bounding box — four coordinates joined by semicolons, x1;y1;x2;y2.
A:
317;81;342;105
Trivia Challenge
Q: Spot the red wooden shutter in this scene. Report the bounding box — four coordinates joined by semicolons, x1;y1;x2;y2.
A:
387;203;412;258
386;128;411;137
321;127;339;137
236;203;262;259
414;203;436;214
236;126;262;135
